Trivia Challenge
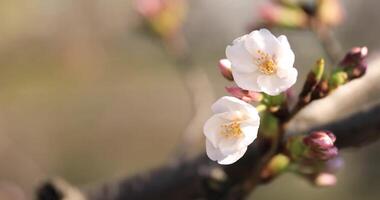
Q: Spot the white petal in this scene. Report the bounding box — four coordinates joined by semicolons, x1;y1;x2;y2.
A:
206;139;225;161
275;35;295;70
245;29;280;56
211;96;254;114
226;39;257;73
231;70;262;92
218;137;245;156
277;35;291;49
244;110;261;125
203;113;225;147
240;122;259;146
257;68;298;95
218;147;247;165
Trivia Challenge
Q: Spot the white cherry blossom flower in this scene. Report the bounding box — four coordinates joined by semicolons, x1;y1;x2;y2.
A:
203;96;260;165
226;29;298;96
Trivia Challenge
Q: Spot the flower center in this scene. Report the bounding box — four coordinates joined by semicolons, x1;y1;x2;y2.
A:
256;50;277;75
220;121;243;138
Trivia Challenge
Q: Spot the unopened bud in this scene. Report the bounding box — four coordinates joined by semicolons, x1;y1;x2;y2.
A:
286;135;307;160
259;3;308;28
339;47;368;80
314;173;337;187
299;59;325;102
311;79;329;100
304;131;338;160
136;0;186;39
219;59;234;81
261;154;290;180
313;58;325;81
329;71;348;90
317;0;344;27
225;86;263;103
135;0;163;18
309;147;338;160
304;131;336;149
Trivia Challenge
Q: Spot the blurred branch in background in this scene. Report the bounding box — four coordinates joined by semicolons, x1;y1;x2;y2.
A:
135;0;215;160
255;0;345;64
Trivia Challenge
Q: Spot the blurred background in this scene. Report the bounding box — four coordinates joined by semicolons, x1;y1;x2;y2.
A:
0;0;379;199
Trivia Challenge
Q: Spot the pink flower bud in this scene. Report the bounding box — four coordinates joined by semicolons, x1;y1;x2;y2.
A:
310;147;338;161
218;59;234;81
339;47;368;79
304;131;338;160
259;3;308;28
135;0;164;18
225;86;263;103
314;173;337;187
304;131;336;149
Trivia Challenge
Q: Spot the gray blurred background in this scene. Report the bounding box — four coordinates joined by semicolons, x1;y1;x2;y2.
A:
0;0;379;199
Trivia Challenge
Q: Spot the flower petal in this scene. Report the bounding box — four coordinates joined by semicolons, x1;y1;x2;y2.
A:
276;35;295;70
218;147;247;165
218;137;245;156
206;139;225;161
245;29;280;56
232;70;262;92
226;36;257;73
277;35;291;49
203;113;225;147
211;96;255;114
257;68;298;95
240;122;259;146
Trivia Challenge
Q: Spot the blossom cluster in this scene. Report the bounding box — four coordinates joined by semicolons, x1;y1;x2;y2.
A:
204;29;298;164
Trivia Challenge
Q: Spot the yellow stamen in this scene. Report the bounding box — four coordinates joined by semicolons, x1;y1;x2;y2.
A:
221;121;243;138
256;50;277;75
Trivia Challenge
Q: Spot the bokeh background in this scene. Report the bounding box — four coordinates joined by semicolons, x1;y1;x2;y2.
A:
0;0;379;199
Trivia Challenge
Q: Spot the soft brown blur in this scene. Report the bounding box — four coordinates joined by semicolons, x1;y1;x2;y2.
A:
0;0;379;199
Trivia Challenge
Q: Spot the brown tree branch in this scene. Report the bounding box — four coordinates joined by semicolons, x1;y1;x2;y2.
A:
310;102;380;149
37;101;380;200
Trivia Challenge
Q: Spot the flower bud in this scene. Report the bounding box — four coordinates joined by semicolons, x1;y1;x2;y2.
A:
259;3;308;28
303;131;338;160
314;173;337;187
304;131;336;149
339;47;368;80
299;59;325;103
135;0;164;18
329;71;348;90
313;58;325;81
286;135;307;160
309;147;338;161
219;59;234;81
225;86;263;103
311;79;329;100
261;154;290;180
317;0;344;27
135;0;187;39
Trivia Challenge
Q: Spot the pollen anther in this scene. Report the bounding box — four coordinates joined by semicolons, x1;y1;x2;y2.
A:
221;121;243;138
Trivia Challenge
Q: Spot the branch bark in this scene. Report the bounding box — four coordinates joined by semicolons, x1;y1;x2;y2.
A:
36;101;380;200
37;56;380;200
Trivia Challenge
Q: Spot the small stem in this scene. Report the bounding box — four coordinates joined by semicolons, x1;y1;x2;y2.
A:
285;100;307;123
